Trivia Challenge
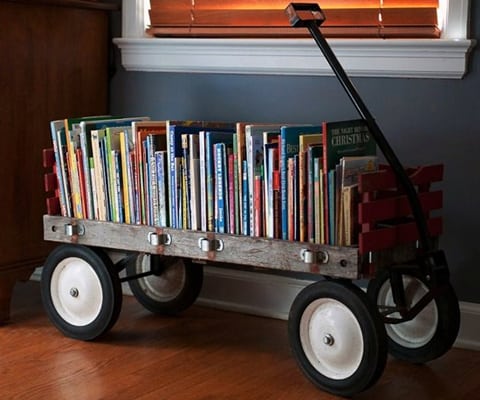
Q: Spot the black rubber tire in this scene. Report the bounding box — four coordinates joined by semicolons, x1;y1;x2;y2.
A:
367;268;460;364
126;254;203;315
41;244;123;341
288;280;388;397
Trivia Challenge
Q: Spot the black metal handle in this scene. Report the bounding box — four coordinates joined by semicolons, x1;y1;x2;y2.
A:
286;2;433;254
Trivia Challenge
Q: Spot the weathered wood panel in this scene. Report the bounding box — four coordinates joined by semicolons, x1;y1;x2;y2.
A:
43;215;360;279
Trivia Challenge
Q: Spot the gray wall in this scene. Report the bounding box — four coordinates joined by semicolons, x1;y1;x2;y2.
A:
109;3;480;303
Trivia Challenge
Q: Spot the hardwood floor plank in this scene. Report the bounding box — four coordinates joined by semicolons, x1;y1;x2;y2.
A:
0;281;478;400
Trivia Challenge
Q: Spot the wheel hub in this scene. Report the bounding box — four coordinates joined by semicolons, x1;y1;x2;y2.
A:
323;334;335;346
50;257;104;327
300;298;364;380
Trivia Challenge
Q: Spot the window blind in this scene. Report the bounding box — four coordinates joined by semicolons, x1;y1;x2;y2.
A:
146;1;440;39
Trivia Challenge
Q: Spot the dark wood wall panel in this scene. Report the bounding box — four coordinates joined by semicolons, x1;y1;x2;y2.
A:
0;0;113;319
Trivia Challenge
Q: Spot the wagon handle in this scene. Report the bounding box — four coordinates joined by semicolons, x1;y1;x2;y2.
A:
285;3;432;254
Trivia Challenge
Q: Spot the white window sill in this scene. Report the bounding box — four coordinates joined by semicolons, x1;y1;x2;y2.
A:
113;36;474;79
114;0;475;79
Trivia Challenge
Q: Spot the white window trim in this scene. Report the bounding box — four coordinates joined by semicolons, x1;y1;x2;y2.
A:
113;0;476;79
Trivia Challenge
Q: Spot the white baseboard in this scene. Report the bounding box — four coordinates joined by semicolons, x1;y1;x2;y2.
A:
455;302;480;351
31;266;480;351
197;267;480;351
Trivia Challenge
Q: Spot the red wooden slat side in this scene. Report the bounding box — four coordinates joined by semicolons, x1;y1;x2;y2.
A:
43;147;61;215
46;197;60;216
42;148;55;168
44;172;57;192
358;190;442;224
358;164;443;193
359;216;442;254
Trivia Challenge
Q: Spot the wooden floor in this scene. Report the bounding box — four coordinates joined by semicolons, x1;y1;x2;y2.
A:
1;281;479;400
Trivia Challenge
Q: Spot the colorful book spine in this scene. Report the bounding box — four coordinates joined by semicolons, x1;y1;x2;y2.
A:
146;135;159;226
214;143;226;233
112;150;124;223
272;170;281;239
49;121;70;217
181;133;191;230
279;125;322;240
328;169;336;245
242;159;250;236
254;174;263;237
119;131;133;224
156;150;169;227
228;152;235;234
89;157;98;220
188;134;201;231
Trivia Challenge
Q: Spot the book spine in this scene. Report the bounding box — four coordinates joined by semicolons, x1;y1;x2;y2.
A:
50;123;68;217
298;149;307;242
58;129;72;217
314;157;321;243
100;137;112;221
206;134;216;232
293;154;299;241
272;170;281;239
119;132;131;224
174;157;182;229
328;169;336;245
127;150;136;224
233;138;240;235
287;157;294;241
168;126;177;228
228;152;235;234
189;134;200;231
66;128;84;219
105;131;116;222
147;136;159;226
156;151;168;227
199;131;208;232
248;133;264;237
254;174;263;237
181;134;190;230
79;128;93;219
142;139;150;225
242;159;249;236
76;148;88;220
236;124;245;235
280;133;288;240
214;143;225;233
90;131;105;220
89;157;98;220
113;150;124;223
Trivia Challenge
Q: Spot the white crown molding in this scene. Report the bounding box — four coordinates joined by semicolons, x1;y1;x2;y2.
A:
113;36;474;79
114;0;475;79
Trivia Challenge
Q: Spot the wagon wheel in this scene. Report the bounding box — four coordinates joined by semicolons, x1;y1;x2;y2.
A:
367;268;460;364
126;253;203;315
41;244;123;341
288;280;388;397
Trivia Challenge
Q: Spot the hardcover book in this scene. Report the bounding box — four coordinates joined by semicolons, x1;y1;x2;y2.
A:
132;121;168;225
280;125;322;240
322;119;376;244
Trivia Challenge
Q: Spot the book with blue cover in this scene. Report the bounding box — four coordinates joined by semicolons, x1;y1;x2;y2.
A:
279;125;322;240
166;121;235;228
204;131;235;232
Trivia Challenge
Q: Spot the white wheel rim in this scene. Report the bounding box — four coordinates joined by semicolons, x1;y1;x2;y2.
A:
50;257;104;326
136;255;185;301
300;298;364;380
379;276;438;348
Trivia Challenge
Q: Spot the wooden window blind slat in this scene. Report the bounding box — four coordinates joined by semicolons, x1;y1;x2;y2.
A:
147;1;440;39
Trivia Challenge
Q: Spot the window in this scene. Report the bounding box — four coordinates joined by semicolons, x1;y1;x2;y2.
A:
113;0;475;78
147;1;441;39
